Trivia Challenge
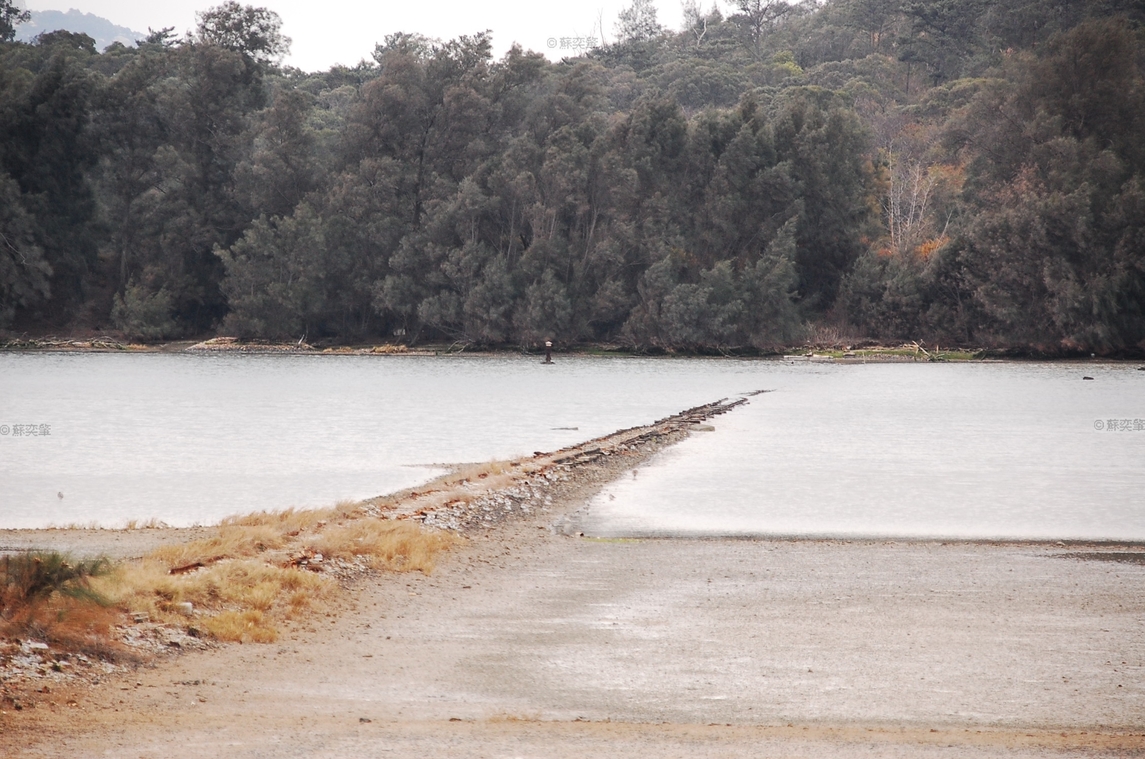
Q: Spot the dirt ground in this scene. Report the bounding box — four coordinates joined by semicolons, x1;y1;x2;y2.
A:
3;434;1144;757
0;528;216;561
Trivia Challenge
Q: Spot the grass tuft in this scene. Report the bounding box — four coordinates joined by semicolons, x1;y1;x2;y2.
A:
222;506;337;532
124;518;169;530
1;551;112;607
201;609;278;643
8;499;464;653
148;521;302;567
104;558;334;640
309;518;460;573
1;551;124;657
100;508;457;643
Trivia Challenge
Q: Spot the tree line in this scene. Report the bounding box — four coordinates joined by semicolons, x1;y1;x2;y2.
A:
1;0;1143;353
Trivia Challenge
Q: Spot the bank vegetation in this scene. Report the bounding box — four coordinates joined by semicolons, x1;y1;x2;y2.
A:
2;0;1143;355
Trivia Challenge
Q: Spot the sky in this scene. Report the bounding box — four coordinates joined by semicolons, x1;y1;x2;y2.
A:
21;0;703;71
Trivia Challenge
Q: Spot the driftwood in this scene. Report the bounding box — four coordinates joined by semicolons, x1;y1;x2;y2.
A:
167;555;225;575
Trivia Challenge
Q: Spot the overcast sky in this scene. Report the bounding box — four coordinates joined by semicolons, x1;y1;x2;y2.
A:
22;0;703;71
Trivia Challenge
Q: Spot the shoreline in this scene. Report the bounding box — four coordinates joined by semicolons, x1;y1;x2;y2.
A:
0;399;745;700
4;383;1144;553
3;401;1144;756
4;335;1145;363
6;528;1145;560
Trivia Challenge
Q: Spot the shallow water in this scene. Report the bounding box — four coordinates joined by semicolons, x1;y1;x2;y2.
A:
580;361;1145;541
2;354;1142;538
0;352;761;528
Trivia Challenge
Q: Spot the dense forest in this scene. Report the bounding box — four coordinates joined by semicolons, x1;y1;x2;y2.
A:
2;0;1144;353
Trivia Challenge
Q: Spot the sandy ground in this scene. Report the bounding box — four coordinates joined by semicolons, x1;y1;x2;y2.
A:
3;428;1144;756
0;528;216;561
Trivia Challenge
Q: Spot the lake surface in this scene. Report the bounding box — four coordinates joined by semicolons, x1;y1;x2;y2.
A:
579;361;1145;541
0;353;760;528
1;353;1142;539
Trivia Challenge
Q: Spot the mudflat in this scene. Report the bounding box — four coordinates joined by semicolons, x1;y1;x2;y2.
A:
3;434;1144;757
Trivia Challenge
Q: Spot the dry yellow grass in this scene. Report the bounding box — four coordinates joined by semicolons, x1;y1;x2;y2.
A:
14;458;533;651
144;525;280;567
222;505;339;531
45;521;103;530
102;557;334;642
94;505;458;643
146;506;339;568
309;518;459;572
123;518;170;530
201;610;278;643
1;593;125;656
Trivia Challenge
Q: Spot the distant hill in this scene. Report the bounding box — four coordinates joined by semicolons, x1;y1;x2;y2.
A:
16;8;143;50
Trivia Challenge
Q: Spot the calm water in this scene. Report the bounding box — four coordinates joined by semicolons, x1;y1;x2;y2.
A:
580;361;1145;541
1;354;1142;538
0;353;760;528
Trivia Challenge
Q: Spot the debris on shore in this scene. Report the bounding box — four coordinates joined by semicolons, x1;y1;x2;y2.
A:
0;337;146;352
184;337;436;355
